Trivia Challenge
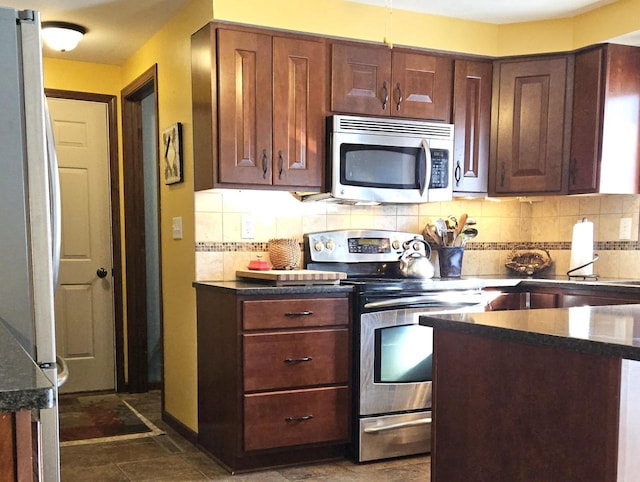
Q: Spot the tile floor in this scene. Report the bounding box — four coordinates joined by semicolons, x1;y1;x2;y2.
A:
59;390;431;481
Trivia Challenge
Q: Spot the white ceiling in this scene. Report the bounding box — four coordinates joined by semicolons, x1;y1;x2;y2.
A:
0;0;635;65
349;0;618;24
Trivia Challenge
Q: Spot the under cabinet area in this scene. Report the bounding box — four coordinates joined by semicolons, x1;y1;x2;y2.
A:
490;55;571;195
569;44;640;194
191;23;326;191
194;284;351;473
486;285;640;311
331;42;452;122
452;59;492;195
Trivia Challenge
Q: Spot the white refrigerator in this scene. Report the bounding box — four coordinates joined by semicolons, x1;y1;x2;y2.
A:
0;6;62;481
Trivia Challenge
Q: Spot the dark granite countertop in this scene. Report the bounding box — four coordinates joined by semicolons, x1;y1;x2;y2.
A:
193;280;354;295
0;320;55;412
420;304;640;361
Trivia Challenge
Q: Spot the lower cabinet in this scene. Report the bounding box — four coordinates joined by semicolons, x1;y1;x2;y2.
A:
0;411;37;482
195;285;351;473
487;287;640;311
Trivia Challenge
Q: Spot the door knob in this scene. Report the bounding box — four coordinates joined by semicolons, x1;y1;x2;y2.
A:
97;267;108;278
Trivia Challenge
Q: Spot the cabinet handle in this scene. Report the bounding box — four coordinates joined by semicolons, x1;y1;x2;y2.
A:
455;160;462;185
285;415;313;422
284;357;313;363
396;82;403;111
262;149;268;179
500;162;506;187
278;150;284;180
382;81;389;110
284;311;313;317
570;158;576;186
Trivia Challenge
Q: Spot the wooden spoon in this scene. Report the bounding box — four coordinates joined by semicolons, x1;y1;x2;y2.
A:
456;213;468;239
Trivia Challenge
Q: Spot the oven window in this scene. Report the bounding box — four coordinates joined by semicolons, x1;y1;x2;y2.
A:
374;324;433;383
341;144;420;188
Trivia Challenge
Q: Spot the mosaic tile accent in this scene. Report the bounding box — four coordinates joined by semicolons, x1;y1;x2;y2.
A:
195;240;640;252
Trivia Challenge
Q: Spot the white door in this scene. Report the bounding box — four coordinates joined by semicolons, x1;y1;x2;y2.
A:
48;97;115;393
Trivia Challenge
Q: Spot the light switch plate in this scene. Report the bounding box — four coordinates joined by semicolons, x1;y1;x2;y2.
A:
172;216;183;240
620;217;632;240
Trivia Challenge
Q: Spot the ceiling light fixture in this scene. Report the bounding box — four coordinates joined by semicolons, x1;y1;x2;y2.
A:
41;21;87;52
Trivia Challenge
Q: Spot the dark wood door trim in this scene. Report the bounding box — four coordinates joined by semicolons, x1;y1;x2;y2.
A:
121;65;162;393
45;89;125;391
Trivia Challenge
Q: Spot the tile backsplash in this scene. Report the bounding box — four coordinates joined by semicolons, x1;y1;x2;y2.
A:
195;190;640;280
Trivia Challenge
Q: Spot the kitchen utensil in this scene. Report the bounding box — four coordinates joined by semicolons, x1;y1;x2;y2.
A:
435;218;448;240
399;239;434;279
423;224;442;246
460;227;478;247
456;213;468;238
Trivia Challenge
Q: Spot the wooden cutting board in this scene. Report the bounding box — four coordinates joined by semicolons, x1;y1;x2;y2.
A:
236;269;347;286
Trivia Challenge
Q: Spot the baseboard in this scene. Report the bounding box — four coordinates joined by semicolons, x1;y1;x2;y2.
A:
162;409;198;445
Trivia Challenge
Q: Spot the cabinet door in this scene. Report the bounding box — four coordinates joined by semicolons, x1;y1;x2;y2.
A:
331;43;391;115
392;51;452;121
217;29;272;185
453;59;492;194
493;57;568;194
569;47;604;194
272;37;325;188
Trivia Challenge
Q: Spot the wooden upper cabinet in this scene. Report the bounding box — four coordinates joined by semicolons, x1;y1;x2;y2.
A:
452;59;492;195
569;44;640;194
218;29;273;185
331;43;452;122
491;56;570;195
331;43;390;116
191;24;325;191
272;36;325;188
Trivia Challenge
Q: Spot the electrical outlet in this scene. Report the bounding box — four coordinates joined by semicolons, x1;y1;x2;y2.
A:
241;215;255;239
619;217;632;240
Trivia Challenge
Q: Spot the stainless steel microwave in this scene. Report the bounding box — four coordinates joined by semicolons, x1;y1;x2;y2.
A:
297;115;454;204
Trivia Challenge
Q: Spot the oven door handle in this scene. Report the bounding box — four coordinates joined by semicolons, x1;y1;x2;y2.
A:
364;417;432;433
364;292;487;310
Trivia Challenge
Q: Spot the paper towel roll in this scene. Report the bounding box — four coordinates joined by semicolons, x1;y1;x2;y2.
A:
569;219;594;276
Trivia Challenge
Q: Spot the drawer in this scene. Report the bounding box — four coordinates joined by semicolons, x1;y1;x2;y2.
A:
244;329;349;391
244;386;349;451
242;297;349;330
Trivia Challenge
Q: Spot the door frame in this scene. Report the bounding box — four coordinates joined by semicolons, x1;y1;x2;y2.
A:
121;65;163;393
45;89;125;391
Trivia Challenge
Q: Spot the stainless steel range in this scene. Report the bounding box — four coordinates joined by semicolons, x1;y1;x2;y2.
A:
304;229;492;462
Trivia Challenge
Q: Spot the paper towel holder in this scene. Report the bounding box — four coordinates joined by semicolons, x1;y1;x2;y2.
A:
567;253;599;280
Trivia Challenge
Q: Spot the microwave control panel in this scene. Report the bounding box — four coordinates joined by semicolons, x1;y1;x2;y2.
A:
429;149;449;189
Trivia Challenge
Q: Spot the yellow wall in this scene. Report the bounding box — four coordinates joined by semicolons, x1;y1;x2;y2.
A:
42;0;640;434
118;0;213;431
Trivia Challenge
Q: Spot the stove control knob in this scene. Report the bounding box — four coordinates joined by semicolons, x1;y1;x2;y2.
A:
326;240;336;251
392;240;400;250
314;241;324;252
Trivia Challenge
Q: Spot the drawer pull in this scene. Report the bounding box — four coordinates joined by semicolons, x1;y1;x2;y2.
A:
284;357;313;364
284;311;313;317
285;415;313;422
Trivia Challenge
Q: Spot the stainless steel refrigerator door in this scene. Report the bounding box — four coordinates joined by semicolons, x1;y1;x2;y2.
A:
0;7;61;481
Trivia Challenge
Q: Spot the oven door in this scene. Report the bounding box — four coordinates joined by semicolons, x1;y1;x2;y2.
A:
360;293;487;416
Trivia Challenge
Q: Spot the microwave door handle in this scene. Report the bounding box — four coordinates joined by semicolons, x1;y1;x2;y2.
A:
419;139;432;196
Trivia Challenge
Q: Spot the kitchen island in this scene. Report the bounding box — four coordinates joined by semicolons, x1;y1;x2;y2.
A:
420;305;640;482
